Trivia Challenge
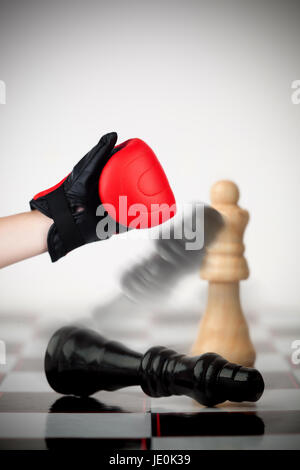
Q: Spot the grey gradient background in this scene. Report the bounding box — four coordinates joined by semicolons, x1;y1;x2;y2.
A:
0;0;300;319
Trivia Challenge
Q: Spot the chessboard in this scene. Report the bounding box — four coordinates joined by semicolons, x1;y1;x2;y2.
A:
0;306;300;451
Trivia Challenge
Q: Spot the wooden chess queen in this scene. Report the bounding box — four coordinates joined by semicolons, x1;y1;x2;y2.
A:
191;180;256;367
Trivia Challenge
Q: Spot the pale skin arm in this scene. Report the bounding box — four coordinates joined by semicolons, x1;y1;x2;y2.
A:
0;210;53;269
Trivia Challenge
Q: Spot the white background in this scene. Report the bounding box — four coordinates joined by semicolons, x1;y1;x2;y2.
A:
0;0;300;320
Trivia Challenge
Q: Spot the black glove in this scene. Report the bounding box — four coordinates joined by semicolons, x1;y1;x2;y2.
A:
30;132;176;262
30;132;118;262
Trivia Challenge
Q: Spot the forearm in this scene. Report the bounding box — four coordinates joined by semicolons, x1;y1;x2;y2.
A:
0;210;52;268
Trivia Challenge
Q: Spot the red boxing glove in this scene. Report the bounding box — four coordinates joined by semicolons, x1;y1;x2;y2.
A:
99;138;176;230
30;132;176;262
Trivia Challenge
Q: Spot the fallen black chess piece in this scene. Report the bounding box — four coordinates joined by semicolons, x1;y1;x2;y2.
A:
44;325;264;407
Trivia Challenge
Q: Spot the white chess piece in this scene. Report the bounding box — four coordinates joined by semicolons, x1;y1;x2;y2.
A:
191;180;256;367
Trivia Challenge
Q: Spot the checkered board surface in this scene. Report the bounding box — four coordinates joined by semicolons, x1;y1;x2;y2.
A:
0;306;300;451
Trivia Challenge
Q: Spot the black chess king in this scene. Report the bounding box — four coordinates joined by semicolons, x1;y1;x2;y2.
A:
45;326;264;406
